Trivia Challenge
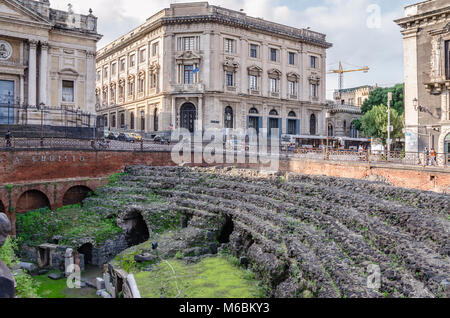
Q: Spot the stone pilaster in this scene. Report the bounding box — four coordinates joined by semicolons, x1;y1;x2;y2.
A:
39;42;48;106
28;40;38;106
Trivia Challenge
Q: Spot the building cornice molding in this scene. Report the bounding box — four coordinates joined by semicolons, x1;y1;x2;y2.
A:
97;12;332;60
395;5;450;30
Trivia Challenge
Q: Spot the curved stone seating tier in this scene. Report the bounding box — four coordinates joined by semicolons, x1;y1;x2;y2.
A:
104;166;450;298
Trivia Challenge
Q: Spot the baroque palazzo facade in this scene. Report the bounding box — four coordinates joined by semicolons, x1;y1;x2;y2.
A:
396;0;450;155
96;2;332;136
0;0;101;125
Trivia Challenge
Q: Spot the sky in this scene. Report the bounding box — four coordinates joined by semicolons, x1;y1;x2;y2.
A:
51;0;419;99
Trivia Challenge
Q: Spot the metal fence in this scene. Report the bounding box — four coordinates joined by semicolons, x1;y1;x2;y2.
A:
1;136;448;168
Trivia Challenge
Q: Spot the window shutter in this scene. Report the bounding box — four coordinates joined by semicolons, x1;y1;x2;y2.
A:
296;119;300;135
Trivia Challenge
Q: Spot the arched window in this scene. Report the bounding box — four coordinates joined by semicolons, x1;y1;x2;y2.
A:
111;114;116;128
224;106;233;128
350;121;357;138
140;110;145;131
310;114;316;135
343;120;347;134
120;113;125;128
444;133;450;154
288;111;296;117
269;109;278;116
328;123;333;137
249;107;259;114
154;108;159;132
130;112;135;130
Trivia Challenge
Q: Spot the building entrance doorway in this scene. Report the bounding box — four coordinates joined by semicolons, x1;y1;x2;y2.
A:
0;80;15;124
180;103;196;133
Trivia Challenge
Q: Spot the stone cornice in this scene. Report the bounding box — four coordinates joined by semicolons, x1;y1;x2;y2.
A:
97;11;331;60
395;5;450;29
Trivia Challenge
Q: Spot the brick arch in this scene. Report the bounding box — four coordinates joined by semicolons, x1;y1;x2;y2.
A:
62;185;93;206
16;190;51;213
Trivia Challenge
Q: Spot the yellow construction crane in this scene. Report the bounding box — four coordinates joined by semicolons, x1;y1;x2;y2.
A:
328;61;369;90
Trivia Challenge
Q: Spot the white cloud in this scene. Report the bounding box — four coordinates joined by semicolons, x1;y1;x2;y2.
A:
53;0;407;98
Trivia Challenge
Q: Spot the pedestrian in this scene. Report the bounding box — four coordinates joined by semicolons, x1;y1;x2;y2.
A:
5;130;11;149
423;147;429;166
430;148;436;166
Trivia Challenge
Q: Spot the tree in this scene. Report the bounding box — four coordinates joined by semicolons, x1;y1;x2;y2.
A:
361;84;404;115
359;104;404;144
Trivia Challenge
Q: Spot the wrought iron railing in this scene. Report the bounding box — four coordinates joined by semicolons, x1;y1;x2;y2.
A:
0;137;448;168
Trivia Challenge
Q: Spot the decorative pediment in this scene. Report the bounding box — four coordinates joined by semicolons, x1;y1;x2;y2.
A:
268;69;282;79
110;81;116;88
58;68;79;77
223;60;239;71
0;0;51;25
119;78;125;86
138;70;146;79
102;85;108;93
148;62;160;73
248;65;263;76
287;72;300;81
308;74;321;83
175;51;201;64
128;74;135;82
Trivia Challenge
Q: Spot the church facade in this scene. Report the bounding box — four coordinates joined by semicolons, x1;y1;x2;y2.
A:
0;0;101;126
95;2;332;137
396;0;450;158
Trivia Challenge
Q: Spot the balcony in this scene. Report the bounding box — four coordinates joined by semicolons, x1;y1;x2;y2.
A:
170;83;205;94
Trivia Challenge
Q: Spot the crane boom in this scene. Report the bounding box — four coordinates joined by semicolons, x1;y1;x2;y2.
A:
328;61;369;90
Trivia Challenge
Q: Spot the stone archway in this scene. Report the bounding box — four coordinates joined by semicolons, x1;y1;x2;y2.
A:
122;210;150;247
16;190;50;213
63;185;93;206
180;102;196;133
0;200;4;213
78;243;93;266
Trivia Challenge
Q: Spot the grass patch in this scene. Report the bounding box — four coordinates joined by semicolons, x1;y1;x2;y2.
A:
135;256;266;298
33;273;99;298
16;204;122;248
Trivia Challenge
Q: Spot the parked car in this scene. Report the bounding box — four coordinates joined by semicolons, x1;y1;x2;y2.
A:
129;133;143;142
153;134;170;144
106;132;119;140
118;132;135;143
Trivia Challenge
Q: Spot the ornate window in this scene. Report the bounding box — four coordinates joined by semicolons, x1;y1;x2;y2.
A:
118;79;125;99
270;48;278;62
128;76;135;97
184;65;194;84
328;123;333;137
138;72;145;94
111;114;116;128
140;110;145;131
310;114;316;135
250;44;258;58
110;82;116;103
310;56;317;68
289;52;295;65
249;107;259;114
225;38;235;54
269;109;278;116
350;121;358;138
120;112;125;128
62;81;74;102
130;112;135;130
288;111;297;117
224;106;233;128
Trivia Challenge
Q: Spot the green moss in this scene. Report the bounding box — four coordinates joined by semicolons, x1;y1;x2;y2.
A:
135;256;266;298
109;172;127;184
33;273;98;298
16;204;122;248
